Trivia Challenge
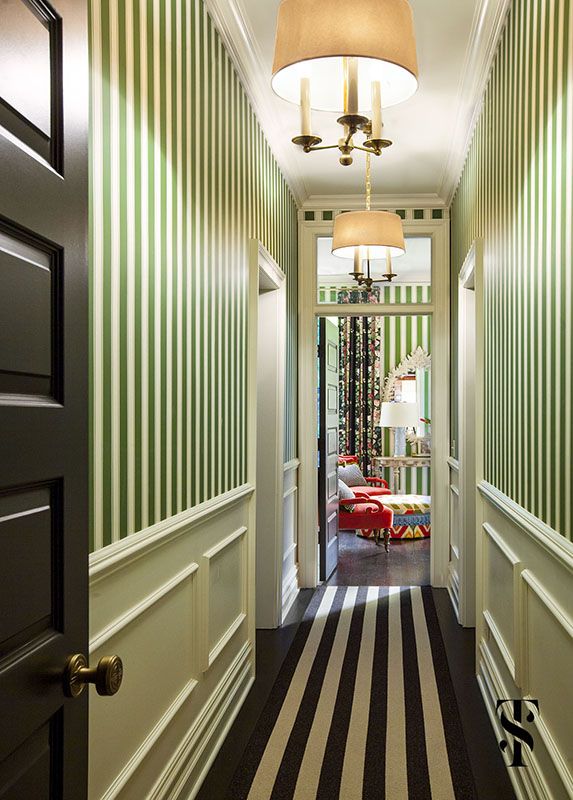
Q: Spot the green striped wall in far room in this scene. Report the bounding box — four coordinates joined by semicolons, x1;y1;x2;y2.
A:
89;0;298;551
451;0;572;539
318;284;431;305
379;314;432;495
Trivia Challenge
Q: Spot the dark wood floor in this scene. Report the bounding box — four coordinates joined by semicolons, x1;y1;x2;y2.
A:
197;582;515;800
327;530;431;586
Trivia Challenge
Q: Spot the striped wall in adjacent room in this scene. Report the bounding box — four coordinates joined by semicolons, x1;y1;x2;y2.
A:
451;0;573;538
379;314;431;495
318;284;431;304
89;0;298;550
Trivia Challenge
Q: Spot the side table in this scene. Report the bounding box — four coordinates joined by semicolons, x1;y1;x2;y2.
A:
372;455;431;494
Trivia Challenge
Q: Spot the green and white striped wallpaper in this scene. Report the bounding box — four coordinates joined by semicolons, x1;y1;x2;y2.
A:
451;0;572;538
89;0;298;550
379;314;431;495
318;284;431;304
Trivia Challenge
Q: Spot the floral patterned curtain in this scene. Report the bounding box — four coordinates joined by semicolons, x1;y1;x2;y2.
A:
338;288;381;476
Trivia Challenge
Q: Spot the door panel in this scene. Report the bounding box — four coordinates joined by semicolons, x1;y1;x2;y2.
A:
0;1;89;797
0;0;63;168
318;318;339;581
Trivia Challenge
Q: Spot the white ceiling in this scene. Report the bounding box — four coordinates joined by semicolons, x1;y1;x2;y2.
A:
206;0;510;206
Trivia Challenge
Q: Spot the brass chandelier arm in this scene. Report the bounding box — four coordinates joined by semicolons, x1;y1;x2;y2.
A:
292;140;388;157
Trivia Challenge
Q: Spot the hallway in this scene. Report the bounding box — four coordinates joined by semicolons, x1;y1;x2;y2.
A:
1;0;572;797
198;588;514;800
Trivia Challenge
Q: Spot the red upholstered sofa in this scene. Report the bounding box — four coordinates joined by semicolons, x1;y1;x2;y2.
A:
338;455;391;497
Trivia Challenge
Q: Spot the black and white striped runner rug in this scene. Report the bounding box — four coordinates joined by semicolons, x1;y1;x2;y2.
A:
230;586;477;800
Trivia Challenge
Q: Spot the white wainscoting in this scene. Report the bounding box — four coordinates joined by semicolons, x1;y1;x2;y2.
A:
282;459;300;623
477;482;573;800
88;485;255;800
447;457;461;621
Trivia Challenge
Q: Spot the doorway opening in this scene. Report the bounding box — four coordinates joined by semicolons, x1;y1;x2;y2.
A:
317;313;433;587
252;244;287;629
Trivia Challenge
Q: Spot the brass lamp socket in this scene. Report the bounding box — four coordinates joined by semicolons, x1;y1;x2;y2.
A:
336;113;369;132
292;134;322;152
382;272;398;282
349;271;364;281
364;138;393;153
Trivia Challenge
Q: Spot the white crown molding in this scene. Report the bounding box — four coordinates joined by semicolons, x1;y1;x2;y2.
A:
204;0;308;207
439;0;512;206
206;0;510;210
302;192;447;210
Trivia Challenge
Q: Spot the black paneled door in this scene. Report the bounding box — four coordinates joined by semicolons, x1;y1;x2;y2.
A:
0;1;89;798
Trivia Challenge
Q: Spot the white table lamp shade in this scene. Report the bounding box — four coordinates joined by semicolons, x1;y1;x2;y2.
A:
379;401;419;427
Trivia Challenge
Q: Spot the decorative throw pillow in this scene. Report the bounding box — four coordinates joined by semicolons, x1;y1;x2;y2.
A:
338;463;367;487
338;479;355;512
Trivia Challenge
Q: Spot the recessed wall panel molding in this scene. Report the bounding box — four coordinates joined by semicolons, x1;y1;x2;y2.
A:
448;458;460;620
478;487;573;800
520;569;573;787
90;0;298;551
482;522;522;684
201;526;248;671
282;460;299;622
88;491;253;800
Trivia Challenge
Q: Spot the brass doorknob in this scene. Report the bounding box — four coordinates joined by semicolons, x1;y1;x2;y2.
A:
63;654;123;698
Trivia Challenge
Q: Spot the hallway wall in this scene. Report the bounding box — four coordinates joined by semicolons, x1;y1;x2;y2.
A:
87;1;298;797
451;0;572;540
451;2;573;797
90;0;298;550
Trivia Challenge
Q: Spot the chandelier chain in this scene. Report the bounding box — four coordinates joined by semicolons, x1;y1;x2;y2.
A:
365;152;372;211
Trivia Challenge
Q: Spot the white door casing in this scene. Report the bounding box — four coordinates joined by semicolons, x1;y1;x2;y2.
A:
297;216;450;588
456;239;483;627
248;241;288;628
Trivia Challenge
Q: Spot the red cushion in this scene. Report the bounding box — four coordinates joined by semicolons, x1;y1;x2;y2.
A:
354;485;391;496
340;504;393;530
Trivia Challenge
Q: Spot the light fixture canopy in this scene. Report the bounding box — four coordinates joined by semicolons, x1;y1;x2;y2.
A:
272;0;418;112
332;210;405;259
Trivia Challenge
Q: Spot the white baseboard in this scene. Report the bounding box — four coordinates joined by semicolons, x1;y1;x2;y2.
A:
281;563;300;623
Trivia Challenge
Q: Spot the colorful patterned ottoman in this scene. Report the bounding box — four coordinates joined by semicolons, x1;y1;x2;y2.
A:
360;495;431;540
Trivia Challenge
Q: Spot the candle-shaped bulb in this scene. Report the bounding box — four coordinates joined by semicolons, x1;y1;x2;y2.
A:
343;57;359;114
353;248;363;275
385;247;393;276
371;81;382;139
300;77;311;136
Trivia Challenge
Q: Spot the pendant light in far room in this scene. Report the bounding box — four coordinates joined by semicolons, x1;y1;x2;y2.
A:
331;154;405;290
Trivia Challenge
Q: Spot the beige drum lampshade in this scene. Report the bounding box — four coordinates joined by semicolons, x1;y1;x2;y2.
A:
331;210;406;259
272;0;418;111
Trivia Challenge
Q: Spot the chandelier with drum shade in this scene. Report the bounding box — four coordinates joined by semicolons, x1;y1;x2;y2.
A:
331;153;405;289
271;0;418;166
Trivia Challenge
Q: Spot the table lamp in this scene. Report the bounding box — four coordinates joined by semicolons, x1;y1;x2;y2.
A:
379;401;420;456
